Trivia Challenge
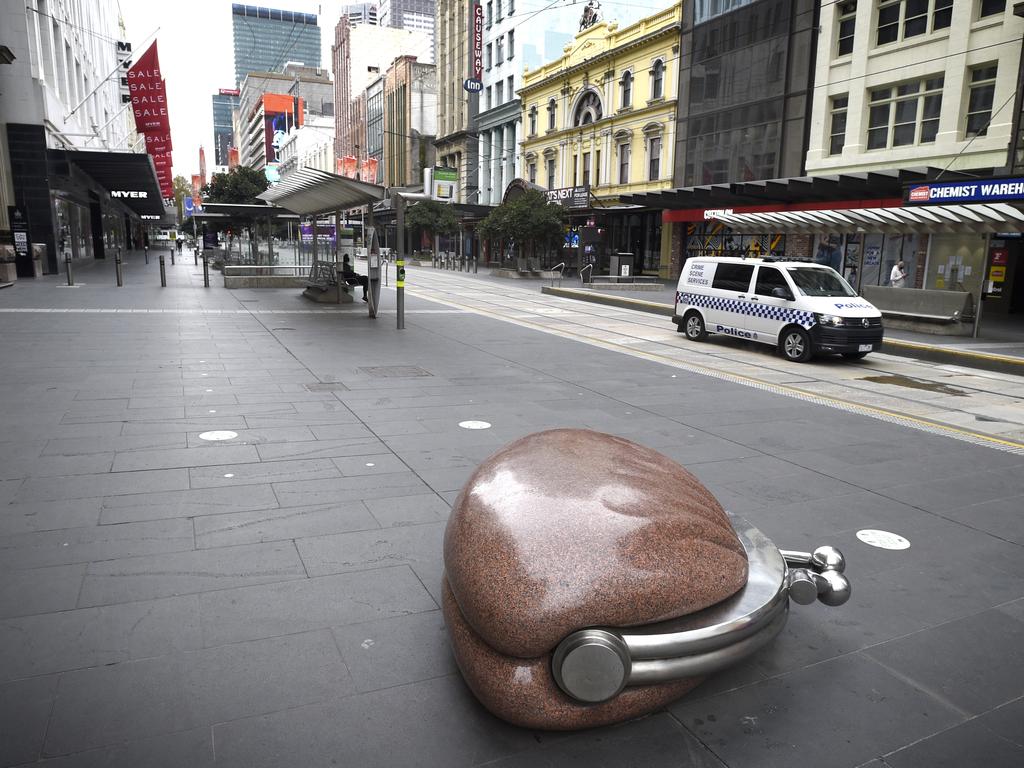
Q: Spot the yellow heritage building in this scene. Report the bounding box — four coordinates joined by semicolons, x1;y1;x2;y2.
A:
518;4;681;275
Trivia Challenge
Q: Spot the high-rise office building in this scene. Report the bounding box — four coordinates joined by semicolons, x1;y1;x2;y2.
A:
231;4;322;87
340;3;378;25
379;0;435;60
211;88;240;167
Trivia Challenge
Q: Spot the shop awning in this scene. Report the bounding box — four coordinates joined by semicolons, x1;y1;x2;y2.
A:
195;203;299;221
257;168;385;215
50;148;166;216
622;167;976;210
711;202;1024;235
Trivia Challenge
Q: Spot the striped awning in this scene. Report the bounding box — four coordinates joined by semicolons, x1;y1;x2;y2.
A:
257;168;385;216
711;202;1024;235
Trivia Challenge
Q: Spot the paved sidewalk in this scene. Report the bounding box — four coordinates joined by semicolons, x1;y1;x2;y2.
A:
1;250;1023;767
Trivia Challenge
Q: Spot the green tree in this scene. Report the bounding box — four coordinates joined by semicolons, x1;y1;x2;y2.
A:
172;175;192;222
405;199;458;250
202;166;269;204
478;189;565;264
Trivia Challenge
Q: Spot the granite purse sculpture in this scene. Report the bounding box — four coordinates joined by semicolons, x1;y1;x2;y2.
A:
442;429;849;730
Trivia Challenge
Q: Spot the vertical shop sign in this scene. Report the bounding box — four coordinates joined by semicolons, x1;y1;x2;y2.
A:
472;3;484;80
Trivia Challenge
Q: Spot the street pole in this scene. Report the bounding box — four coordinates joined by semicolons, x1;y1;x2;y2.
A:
973;233;990;338
396;194;405;330
203;252;210;287
115;246;123;286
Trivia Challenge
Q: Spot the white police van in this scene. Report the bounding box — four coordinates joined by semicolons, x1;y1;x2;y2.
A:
674;257;883;362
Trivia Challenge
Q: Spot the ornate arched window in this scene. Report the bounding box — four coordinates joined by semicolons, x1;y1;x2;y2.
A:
651;59;665;100
547;99;557;130
620;70;633;109
528;106;538;135
572;90;603;126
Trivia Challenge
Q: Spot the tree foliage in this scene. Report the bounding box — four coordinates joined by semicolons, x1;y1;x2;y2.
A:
405;199;458;241
172;175;192;221
202;166;269;204
478;189;566;257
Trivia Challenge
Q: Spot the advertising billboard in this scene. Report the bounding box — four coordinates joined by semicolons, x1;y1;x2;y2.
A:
262;94;303;171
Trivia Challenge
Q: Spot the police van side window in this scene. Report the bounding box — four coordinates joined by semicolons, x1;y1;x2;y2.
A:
711;263;755;292
755;267;788;296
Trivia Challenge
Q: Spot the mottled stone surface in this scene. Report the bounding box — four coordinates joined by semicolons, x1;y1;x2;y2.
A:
444;429;748;658
443;578;702;730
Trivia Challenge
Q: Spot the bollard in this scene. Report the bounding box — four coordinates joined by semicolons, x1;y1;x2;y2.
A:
194;248;198;266
115;247;123;287
159;253;166;287
65;251;73;286
144;245;149;265
170;247;175;266
473;254;478;274
203;253;210;287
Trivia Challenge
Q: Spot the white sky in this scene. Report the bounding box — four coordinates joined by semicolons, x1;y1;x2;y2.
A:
117;0;650;181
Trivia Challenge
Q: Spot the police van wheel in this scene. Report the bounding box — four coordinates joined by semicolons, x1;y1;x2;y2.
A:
780;327;812;362
683;312;707;341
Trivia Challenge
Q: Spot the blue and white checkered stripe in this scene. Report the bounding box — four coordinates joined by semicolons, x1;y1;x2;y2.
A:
677;291;815;329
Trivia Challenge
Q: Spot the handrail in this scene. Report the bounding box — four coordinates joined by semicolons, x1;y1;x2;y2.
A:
549;262;565;287
580;263;593;286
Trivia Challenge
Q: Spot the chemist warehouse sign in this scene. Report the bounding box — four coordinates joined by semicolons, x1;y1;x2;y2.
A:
906;177;1024;205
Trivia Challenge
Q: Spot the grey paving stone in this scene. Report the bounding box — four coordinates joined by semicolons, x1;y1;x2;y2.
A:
254;436;386;461
14;469;189;503
77;542;306;607
211;674;536;768
305;423;378;440
0;498;102;536
0;563;85;619
416;466;476;493
61;406;185;424
0;595;202;682
271;472;430;508
111;444;259;472
199;565;436;646
0;480;21;507
193;500;378;549
330;453;408;476
188;457;341;489
0;518;194;570
864;609;1024;716
0;675;59;767
295;521;445;579
242;412;361;428
942;495;1024;546
42;433;188;457
43;630;351;757
879;469;1024;512
184;425;315;447
331;609;457;693
363;492;451;527
0;452;115;480
670;652;963;768
121;417;247;435
882;716;1024;768
975;697;1024;747
481;712;728;768
99;484;279;524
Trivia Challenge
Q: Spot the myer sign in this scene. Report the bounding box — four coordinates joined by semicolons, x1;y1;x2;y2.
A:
906;177;1024;204
111;190;148;198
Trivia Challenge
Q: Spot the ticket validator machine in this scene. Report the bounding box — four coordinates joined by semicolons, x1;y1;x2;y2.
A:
365;225;383;319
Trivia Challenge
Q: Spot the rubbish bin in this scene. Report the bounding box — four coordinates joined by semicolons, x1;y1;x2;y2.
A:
608;252;634;281
443;428;850;730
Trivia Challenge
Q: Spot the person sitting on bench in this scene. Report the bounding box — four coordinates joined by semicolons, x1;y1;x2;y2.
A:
340;255;369;302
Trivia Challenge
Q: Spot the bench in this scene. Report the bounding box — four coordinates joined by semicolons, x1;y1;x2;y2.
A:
861;286;975;336
302;259;363;304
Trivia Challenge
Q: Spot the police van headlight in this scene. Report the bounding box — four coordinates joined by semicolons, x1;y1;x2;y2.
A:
815;313;844;327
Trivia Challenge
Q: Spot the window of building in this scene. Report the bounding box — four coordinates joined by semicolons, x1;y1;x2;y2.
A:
573;90;603;126
867;76;943;149
496;0;503;20
546;156;556;188
618;141;630;184
966;64;998;137
496;37;504;65
980;0;1005;17
582;151;591;187
508;0;515;13
547;99;556;130
528;161;536;183
507;30;515;59
497;82;505;105
830;95;849;155
485;86;492;110
620;71;633;108
651;60;665;100
486;1;493;26
877;0;951;46
572;154;578;186
507;75;514;99
485;44;492;70
528;106;537;135
837;1;857;56
595;150;600;186
648;136;661;180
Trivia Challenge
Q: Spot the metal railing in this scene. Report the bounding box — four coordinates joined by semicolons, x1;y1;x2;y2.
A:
580;263;593;286
548;262;565;287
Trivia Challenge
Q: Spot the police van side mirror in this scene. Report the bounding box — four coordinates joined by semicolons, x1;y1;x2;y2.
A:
771;287;794;301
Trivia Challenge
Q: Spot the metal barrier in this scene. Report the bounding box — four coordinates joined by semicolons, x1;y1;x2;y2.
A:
115;247;123;287
580;263;593;285
548;262;565;288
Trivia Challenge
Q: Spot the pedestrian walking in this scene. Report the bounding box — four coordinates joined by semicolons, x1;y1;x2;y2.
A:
176;238;183;255
890;259;907;288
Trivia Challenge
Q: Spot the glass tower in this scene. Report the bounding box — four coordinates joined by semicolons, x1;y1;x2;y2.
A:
211;92;240;166
231;4;322;86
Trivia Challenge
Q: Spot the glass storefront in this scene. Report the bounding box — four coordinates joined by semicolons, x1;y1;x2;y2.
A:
53;197;92;260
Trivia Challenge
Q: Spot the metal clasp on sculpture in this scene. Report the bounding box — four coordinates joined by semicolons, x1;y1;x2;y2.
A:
551;515;851;703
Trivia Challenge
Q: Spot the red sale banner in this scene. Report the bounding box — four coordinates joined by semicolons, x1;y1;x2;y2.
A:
128;43;169;133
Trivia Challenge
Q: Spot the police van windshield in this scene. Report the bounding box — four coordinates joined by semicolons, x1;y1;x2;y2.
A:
788;267;857;297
